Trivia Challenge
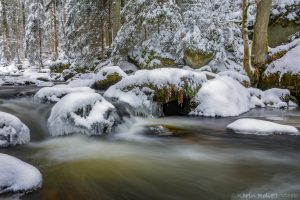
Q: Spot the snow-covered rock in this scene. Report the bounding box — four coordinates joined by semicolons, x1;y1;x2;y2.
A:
0;153;42;194
67;73;95;87
262;88;290;108
227;118;299;135
267;41;300;77
34;86;94;103
48;92;118;136
0;112;30;148
94;66;127;90
104;68;207;116
190;76;251;117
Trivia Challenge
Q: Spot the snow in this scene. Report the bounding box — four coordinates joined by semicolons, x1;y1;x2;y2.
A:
0;112;30;147
262;88;290;108
0;153;42;194
190;76;251;117
227;118;299;135
267;41;300;77
48;92;117;136
34;86;94;103
104;68;207;116
218;70;250;85
67;73;95;87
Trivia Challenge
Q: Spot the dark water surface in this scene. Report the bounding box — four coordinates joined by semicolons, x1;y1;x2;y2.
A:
0;86;300;200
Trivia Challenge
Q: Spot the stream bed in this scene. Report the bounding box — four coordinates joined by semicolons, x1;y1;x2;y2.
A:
0;86;300;200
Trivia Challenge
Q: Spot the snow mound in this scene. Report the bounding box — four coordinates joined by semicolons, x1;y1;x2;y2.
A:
0;153;42;194
104;68;207;116
48;92;118;136
190;76;251;117
0;112;30;147
34;86;94;103
227;118;299;135
94;66;127;90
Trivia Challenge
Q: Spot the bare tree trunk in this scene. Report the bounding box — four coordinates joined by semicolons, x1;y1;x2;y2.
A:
1;0;11;63
108;1;112;47
51;0;58;60
251;0;272;85
22;1;27;58
112;0;121;40
242;0;251;78
12;0;21;64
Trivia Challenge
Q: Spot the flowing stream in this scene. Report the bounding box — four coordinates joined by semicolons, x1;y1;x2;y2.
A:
1;86;300;200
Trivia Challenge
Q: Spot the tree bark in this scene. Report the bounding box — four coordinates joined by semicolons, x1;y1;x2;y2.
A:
242;0;251;78
112;0;121;39
251;0;272;85
1;0;11;63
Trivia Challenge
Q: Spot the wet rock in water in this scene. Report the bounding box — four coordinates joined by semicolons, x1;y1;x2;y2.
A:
48;92;119;136
0;112;30;148
0;153;42;194
34;86;94;103
227;118;299;135
183;49;214;69
104;68;207;117
93;66;127;90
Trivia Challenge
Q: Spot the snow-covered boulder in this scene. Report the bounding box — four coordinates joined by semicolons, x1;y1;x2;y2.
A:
104;68;207;116
190;76;251;117
0;112;30;148
227;118;299;135
67;73;95;87
34;86;94;103
93;66;127;90
0;153;42;194
48;92;118;136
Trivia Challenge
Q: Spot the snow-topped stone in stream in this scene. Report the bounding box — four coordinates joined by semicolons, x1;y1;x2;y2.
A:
48;92;118;136
0;154;42;194
227;119;299;135
94;66;127;90
190;76;251;117
0;112;30;147
104;68;207;116
34;86;94;103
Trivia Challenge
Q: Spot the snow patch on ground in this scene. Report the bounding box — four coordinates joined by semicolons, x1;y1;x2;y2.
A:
48;92;118;136
0;112;30;147
227;118;299;135
0;153;42;194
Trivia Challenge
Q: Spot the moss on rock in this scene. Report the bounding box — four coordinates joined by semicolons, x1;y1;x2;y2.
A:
183;49;214;69
95;72;124;90
261;72;300;102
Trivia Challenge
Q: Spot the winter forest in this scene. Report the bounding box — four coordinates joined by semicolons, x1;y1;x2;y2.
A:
1;0;300;199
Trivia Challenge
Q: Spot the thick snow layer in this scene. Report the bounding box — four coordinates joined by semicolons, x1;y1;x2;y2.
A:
94;66;127;84
190;76;251;117
0;154;42;194
227;118;299;135
48;92;117;136
0;112;30;147
34;86;94;103
104;68;207;116
267;42;300;77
